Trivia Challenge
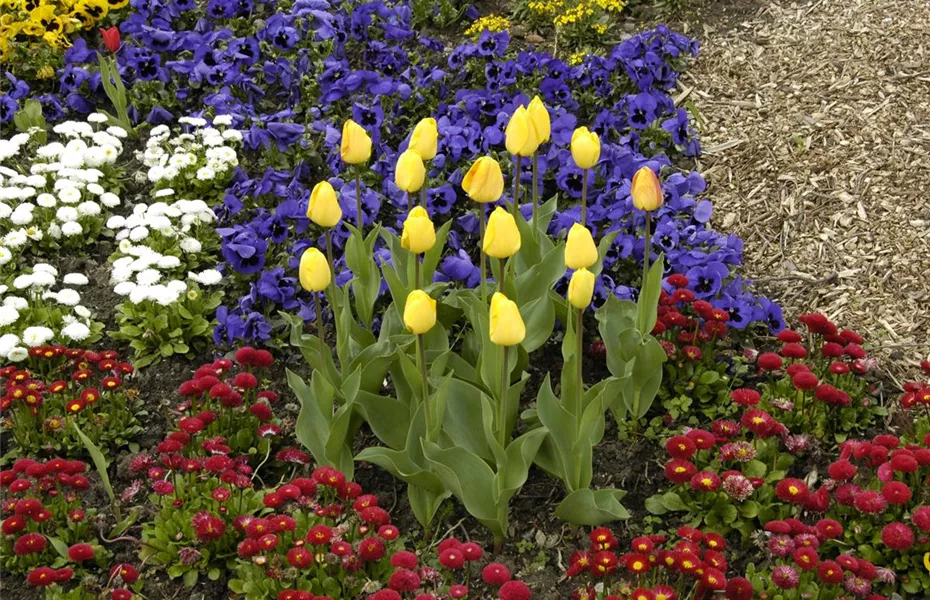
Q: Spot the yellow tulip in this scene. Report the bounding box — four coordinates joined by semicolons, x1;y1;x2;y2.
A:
395;149;426;193
483;207;521;259
565;223;598;270
462;156;504;203
924;551;930;573
298;248;331;292
527;96;551;144
403;290;437;335
489;292;525;347
631;166;663;212
340;119;372;165
401;206;436;254
567;268;595;309
307;181;342;228
505;106;539;157
570;127;600;170
409;117;438;160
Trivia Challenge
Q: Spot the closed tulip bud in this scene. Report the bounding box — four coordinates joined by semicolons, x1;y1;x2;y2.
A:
409;118;438;160
505;106;539;157
527;96;550;144
307;181;342;228
298;248;331;292
567;268;596;309
483;207;521;259
631;166;663;211
401;206;436;254
403;290;437;335
340;119;372;165
462;156;504;203
570;127;600;169
395;149;426;193
489;293;525;347
565;223;598;270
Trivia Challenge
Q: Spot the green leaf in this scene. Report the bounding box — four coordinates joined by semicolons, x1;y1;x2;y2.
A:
635;253;665;336
744;460;768;479
71;421;117;516
554;488;629;525
344;225;382;328
738;500;761;519
659;491;688;511
645;494;669;515
208;568;221;581
47;536;70;559
183;569;199;588
422;219;452;284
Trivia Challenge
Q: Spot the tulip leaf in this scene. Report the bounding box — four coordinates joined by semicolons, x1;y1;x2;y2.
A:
284;312;341;386
346;340;398;393
344;224;382;328
591;230;620;276
440;378;496;462
72;421;117;517
355;390;409;450
513;243;564;306
407;484;451;532
519;295;555;354
554;488;629;525
535;374;575;483
290;368;357;478
636;253;665;336
422;219;452;285
422;440;502;537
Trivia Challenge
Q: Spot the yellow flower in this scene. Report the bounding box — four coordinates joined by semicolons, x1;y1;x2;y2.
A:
340;119;372;165
925;551;930;573
631;166;663;211
567;268;595;309
35;64;55;79
571;127;600;169
527;96;551;144
307;181;342;228
409;117;438;161
298;248;331;292
403;290;437;335
401;206;436;254
462;156;504;203
394;149;426;193
464;14;510;38
489;292;525;347
505;105;538;157
565;223;597;270
483;206;521;259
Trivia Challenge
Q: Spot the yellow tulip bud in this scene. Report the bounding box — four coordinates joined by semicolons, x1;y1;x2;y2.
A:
527;96;551;144
483;206;521;259
340;119;372;165
631;166;663;212
307;181;342;228
401;206;436;254
570;127;600;170
409;117;438;161
505;106;539;157
462;156;504;203
298;248;331;292
565;223;598;270
489;292;525;347
403;289;437;335
567;268;595;309
395;149;426;193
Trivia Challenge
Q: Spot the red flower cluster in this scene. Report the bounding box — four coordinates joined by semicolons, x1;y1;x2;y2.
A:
566;526;749;600
651;276;732;360
0;349;135;444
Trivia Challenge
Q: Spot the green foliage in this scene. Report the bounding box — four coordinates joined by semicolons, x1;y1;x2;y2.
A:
96;53;135;135
71;421;118;518
110;284;222;368
410;0;470;29
13;99;47;143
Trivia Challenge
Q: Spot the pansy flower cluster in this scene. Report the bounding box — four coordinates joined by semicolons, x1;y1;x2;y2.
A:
0;346;141;456
0;264;103;362
745;517;892;599
565;525;752;600
649;406;815;538
750;313;883;440
0;456;107;578
0;115;125;263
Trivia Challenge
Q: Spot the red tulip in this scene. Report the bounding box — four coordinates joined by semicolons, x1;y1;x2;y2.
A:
100;27;121;53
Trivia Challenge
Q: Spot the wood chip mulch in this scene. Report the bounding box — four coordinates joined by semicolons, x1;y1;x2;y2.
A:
675;0;930;379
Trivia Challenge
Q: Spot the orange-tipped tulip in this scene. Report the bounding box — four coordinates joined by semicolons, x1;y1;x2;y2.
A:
462;156;504;203
631;166;663;212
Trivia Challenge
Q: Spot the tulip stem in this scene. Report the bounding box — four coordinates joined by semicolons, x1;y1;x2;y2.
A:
497;258;506;295
417;334;431;437
407;191;413;213
574;306;584;490
325;230;335;292
479;207;487;304
419;186;426;209
531;152;539;241
642;210;651;287
581;168;588;224
499;345;510;449
315;293;324;344
512;155;522;217
354;165;363;231
415;256;421;290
